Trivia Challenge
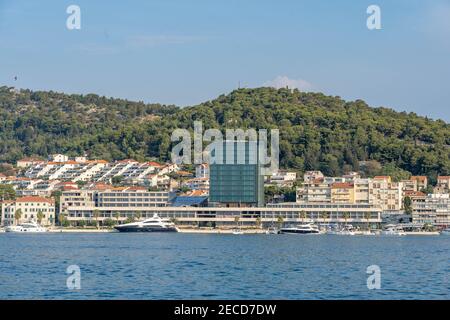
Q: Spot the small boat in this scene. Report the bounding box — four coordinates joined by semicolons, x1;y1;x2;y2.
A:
381;224;407;236
327;225;355;235
280;223;321;234
265;227;280;234
231;229;244;235
114;214;179;232
5;221;47;233
358;230;376;236
440;227;450;235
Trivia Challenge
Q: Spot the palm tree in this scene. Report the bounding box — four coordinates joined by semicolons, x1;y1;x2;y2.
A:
234;216;240;228
37;210;44;225
255;216;262;229
320;212;329;224
364;212;372;230
134;211;142;222
93;209;100;229
277;215;284;229
343;212;351;226
300;211;307;223
58;213;66;226
14;209;22;225
114;212;120;224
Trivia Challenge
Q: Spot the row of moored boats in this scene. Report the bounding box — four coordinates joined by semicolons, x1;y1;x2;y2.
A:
2;216;450;235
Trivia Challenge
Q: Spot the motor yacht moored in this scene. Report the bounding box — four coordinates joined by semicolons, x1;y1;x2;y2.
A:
114;214;179;232
280;223;321;234
5;221;48;233
381;224;407;236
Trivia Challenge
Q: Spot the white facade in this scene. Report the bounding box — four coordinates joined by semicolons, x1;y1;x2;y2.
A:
1;196;55;226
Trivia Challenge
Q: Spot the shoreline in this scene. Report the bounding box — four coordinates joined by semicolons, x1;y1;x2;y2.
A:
0;228;444;236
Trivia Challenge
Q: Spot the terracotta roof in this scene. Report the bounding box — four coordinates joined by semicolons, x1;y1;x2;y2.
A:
124;186;147;191
86;160;108;164
438;176;450;179
118;159;137;163
405;191;426;197
61;186;78;191
147;161;163;167
181;190;209;196
331;182;354;189
15;196;54;204
411;176;427;181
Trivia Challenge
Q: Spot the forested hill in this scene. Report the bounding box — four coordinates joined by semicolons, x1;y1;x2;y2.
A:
1;86;449;180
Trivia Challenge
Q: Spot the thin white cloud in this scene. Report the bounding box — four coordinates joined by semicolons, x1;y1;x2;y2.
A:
264;75;314;91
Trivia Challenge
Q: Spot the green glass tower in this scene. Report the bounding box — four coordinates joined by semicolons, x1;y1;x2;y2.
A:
209;140;264;207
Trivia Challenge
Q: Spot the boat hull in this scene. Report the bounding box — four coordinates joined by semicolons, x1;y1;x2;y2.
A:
280;229;320;234
114;226;178;232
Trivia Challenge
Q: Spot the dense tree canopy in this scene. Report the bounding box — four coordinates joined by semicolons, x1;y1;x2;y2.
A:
1;86;449;179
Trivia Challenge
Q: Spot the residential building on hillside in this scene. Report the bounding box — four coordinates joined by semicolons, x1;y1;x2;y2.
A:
267;170;297;187
412;193;450;227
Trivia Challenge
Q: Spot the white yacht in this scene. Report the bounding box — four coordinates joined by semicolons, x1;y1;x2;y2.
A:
5;221;47;233
280;223;321;234
231;229;244;235
114;214;179;232
381;224;407;236
327;225;355;235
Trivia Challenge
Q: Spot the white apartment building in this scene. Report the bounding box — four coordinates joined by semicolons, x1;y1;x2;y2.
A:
49;154;69;162
412;193;450;227
296;172;404;211
182;177;210;190
1;196;55;226
268;170;297;186
369;176;403;211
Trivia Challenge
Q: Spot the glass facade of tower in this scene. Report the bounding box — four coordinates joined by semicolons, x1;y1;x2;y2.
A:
209;141;264;207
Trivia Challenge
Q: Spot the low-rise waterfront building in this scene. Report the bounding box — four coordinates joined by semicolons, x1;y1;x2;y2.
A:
1;196;55;226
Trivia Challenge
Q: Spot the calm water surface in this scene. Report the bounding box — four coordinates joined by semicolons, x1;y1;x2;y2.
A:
0;233;449;299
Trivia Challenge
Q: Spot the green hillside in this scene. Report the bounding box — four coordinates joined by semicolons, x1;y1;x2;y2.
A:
1;86;449;181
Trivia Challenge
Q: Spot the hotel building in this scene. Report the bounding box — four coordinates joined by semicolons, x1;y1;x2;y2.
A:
1;196;55;226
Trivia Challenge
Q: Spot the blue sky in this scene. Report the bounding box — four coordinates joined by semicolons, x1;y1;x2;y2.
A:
1;0;450;121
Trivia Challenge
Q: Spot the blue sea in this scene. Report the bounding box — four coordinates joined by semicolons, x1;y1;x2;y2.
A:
0;233;449;299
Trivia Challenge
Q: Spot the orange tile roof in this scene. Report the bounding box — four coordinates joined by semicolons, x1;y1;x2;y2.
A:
331;182;354;189
147;161;163;167
405;191;426;197
411;176;427;181
15;196;54;204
